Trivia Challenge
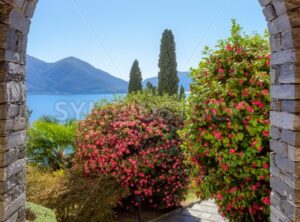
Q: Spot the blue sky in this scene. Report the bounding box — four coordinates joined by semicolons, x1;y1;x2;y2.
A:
28;0;267;81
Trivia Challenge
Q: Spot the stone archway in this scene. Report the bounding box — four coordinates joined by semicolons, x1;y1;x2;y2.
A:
0;0;299;221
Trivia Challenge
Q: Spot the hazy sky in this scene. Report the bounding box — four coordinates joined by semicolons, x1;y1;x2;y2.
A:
27;0;267;81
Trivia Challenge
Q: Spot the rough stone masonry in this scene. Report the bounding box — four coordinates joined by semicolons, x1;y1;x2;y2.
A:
0;0;300;221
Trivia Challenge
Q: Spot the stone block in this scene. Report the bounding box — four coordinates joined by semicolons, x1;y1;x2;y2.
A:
271;126;281;140
275;153;295;174
271;139;288;156
271;49;295;66
263;4;277;22
270;175;297;202
268;13;291;35
281;129;300;146
0;130;26;152
0;149;22;168
273;0;288;15
0;192;25;221
0;159;25;182
281;100;300;112
282;31;294;49
271;68;279;84
271;191;282;210
0;170;24;195
271;84;300;99
0;49;20;63
271;205;292;222
24;0;37;18
270;111;300;130
270;33;281;52
7;9;31;34
258;0;272;7
288;145;300;162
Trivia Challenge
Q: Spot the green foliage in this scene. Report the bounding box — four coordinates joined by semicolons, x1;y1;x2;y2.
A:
179;85;186;100
180;20;270;221
158;29;178;95
26;202;57;222
128;60;143;93
125;90;185;117
27;165;126;222
145;81;157;94
26;116;76;170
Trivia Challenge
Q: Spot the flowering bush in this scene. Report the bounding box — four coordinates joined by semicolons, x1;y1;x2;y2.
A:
76;100;189;209
180;21;270;221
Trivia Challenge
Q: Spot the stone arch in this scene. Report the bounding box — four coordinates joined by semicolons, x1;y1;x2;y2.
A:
0;0;299;221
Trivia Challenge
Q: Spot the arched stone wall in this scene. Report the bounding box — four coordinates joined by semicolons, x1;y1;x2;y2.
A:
0;1;36;221
260;0;300;221
0;0;299;221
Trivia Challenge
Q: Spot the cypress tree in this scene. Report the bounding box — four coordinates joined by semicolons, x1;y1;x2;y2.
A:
158;29;178;95
128;60;142;93
179;85;186;100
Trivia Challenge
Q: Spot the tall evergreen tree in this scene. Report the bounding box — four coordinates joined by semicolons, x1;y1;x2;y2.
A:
179;85;186;100
128;60;142;93
158;29;178;95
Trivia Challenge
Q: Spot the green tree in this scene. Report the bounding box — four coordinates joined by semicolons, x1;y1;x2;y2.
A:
128;60;143;93
158;29;178;95
145;81;157;94
26;116;76;170
179;85;185;100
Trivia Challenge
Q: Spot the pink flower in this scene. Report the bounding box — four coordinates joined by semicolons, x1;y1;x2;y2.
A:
213;130;221;139
236;48;243;54
263;131;269;137
218;68;224;74
226;44;232;51
262;89;268;95
262;163;269;169
262;197;270;205
229;148;235;154
216;194;223;200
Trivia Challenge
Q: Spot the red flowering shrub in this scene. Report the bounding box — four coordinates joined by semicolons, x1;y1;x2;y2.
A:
76;100;189;209
180;21;270;221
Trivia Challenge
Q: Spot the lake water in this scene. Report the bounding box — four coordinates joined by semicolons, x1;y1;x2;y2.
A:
27;94;125;123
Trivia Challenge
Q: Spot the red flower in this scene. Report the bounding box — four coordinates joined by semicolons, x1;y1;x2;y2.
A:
218;68;225;74
229;148;235;154
262;131;269;137
262;163;268;169
262;197;270;205
252;185;257;191
226;44;232;51
213;130;221;139
262;89;268;95
236;48;243;54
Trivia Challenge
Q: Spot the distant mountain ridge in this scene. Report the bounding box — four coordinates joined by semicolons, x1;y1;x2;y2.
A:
26;55;191;94
26;55;128;94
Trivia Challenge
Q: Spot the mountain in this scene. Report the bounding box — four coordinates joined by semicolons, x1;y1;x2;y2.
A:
26;55;128;94
143;71;191;91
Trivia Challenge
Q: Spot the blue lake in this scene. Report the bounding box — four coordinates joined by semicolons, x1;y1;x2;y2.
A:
27;94;125;123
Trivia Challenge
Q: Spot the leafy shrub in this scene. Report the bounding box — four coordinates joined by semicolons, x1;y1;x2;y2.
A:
76;98;189;209
26;166;126;222
26;202;57;222
180;20;270;221
26;116;76;170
